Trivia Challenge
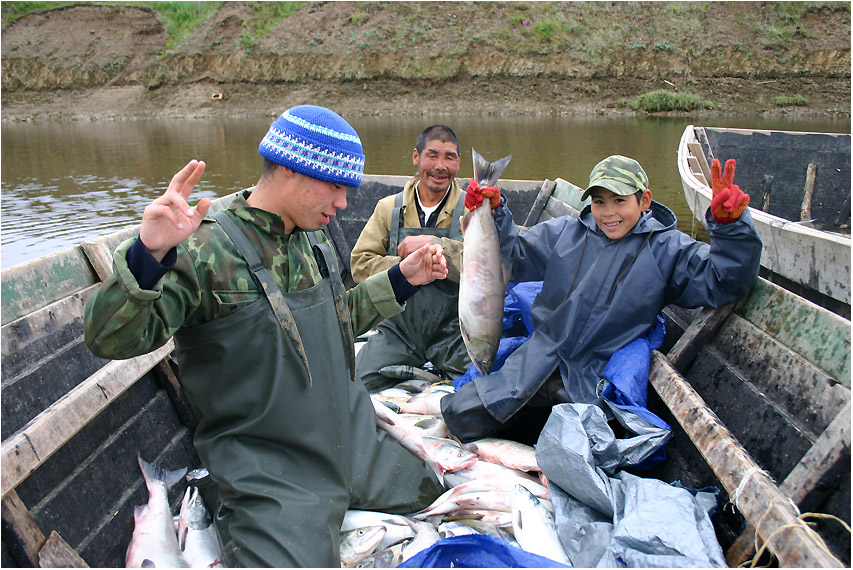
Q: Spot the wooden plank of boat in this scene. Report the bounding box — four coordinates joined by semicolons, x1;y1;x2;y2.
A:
1;340;175;498
677;124;851;313
726;400;851;566
2;490;45;566
38;531;90;568
650;351;844;567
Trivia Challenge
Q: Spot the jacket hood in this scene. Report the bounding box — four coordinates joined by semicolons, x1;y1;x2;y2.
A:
578;200;677;235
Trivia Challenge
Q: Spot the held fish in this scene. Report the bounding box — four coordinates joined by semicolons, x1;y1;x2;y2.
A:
177;486;224;568
125;456;188;568
459;149;512;375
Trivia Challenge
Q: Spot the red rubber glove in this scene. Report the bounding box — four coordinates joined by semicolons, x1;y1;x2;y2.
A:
710;158;750;224
465;180;501;211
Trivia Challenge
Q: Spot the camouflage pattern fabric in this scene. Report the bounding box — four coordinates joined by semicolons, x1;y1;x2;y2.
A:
84;189;403;360
582;155;650;200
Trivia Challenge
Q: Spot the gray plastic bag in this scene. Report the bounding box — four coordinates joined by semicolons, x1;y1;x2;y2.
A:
536;403;726;568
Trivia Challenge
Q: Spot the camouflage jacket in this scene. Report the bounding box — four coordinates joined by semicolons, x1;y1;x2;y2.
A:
350;176;466;284
84;190;405;360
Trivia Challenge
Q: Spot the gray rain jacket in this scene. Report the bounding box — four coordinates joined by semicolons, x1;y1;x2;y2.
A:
474;200;762;423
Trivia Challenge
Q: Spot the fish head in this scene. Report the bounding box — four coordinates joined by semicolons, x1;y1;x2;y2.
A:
340;526;386;566
423;437;479;472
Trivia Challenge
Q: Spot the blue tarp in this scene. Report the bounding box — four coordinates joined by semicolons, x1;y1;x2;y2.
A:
397;534;572;568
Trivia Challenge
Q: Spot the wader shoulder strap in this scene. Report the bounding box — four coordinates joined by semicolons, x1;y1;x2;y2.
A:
307;231;356;381
448;190;466;239
388;191;405;255
212;211;313;386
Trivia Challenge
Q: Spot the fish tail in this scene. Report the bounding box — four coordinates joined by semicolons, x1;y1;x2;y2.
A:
471;149;512;187
138;455;187;491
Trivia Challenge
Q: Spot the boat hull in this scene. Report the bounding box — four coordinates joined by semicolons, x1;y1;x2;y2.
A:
2;174;849;567
677;125;851;313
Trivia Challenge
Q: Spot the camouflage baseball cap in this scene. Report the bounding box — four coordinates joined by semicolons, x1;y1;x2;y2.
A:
581;155;649;200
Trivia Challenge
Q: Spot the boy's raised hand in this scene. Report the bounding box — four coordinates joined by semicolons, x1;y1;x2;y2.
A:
710;158;750;224
140;159;211;261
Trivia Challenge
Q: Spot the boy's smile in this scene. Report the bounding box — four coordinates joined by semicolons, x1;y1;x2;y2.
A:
589;187;652;240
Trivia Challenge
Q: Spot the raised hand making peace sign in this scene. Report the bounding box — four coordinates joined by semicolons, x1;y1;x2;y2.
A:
139;159;211;261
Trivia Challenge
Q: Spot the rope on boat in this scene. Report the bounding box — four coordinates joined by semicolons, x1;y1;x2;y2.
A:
741;513;851;568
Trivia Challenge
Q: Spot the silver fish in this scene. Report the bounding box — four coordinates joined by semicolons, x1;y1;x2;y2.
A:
125;456;188;568
177;486;224;568
511;484;570;565
400;520;441;562
379;365;447;384
465;437;540;472
340;526;386;568
371;396;477;481
459;149;512;374
342;510;415;550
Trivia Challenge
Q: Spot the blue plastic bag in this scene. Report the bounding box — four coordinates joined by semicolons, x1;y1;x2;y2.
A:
397;535;572;568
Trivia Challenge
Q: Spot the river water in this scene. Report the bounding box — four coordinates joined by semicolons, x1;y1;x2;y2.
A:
1;114;848;269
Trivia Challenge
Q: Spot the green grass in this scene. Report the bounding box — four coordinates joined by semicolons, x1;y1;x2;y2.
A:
772;94;809;107
630;90;713;112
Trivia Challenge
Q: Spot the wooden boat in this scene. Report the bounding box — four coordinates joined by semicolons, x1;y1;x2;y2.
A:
2;175;849;567
677;125;851;317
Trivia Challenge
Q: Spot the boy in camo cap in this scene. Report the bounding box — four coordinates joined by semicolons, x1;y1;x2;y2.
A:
442;154;761;443
84;105;448;567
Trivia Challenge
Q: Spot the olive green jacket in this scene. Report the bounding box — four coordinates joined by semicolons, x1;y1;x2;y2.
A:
350;176;466;284
85;189;405;360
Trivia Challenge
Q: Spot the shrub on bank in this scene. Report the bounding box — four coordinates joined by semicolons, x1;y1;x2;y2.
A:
772;94;809;107
628;90;714;112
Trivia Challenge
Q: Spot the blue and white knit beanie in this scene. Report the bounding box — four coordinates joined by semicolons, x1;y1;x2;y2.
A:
258;105;365;188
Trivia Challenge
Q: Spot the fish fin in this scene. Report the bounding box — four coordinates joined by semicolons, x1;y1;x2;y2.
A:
138;455;188;491
460;212;470;234
472;149;512;187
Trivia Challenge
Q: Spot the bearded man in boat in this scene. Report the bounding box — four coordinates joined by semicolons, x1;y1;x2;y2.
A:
441;155;763;443
350;124;472;390
84;105;447;567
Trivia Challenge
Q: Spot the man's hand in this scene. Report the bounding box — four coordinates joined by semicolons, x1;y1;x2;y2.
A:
464;180;501;211
139;159;211;261
710;158;750;224
397;234;437;259
399;243;448;286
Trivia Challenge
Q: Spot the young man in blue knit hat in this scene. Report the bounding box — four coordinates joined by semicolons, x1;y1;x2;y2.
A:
84;105;448;567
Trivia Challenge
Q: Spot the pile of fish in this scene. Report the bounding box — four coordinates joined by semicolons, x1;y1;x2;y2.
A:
340;365;570;567
125;456;224;568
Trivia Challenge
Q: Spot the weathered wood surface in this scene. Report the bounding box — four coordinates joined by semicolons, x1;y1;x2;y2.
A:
649;351;844;568
38;531;89;568
1;226;137;326
726;401;851;566
2;491;46;567
2;341;175;498
737;278;850;385
665;304;734;370
1;285;106;437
